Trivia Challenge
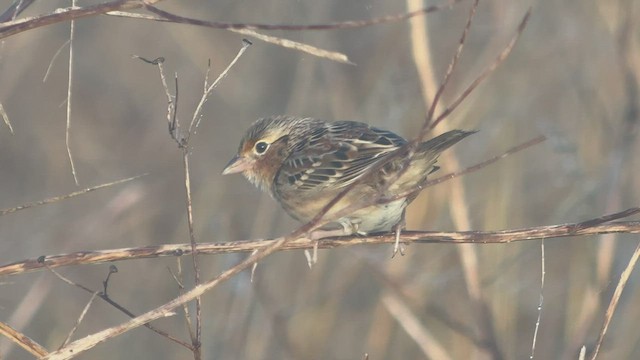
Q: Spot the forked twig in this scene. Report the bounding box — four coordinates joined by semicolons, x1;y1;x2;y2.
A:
137;39;251;360
43;234;294;360
187;39;252;141
44;264;193;350
431;9;532;129
422;0;479;134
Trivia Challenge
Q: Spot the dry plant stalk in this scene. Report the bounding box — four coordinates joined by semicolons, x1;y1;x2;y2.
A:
0;321;49;358
133;38;252;360
1;1;638;359
0;175;145;216
2;208;638;277
589;242;640;360
0;0;459;64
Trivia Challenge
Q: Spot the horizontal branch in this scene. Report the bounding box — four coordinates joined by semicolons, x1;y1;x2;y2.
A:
0;0;456;40
0;0;148;39
1;208;639;276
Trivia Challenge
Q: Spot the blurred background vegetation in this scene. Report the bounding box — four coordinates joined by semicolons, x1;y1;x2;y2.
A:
0;0;639;359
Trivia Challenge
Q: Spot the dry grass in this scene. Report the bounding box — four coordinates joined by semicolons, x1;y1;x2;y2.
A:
0;0;639;359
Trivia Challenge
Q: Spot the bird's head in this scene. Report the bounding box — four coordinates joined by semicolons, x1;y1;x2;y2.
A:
223;116;303;191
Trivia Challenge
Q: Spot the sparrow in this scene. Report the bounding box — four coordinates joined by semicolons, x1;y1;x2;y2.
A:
223;116;474;247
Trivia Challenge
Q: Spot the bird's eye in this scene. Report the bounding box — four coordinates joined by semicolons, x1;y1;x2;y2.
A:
254;141;269;154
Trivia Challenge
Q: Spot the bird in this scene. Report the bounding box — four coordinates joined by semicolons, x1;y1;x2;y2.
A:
223;115;475;253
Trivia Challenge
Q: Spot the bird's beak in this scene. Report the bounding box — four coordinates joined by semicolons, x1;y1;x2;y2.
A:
222;155;252;175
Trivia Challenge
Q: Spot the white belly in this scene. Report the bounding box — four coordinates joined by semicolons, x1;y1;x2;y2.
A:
340;198;407;233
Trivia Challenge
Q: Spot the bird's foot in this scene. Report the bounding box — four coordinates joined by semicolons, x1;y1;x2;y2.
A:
391;215;407;258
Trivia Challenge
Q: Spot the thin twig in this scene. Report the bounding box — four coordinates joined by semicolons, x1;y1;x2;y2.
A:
382;292;453;360
146;57;195;344
405;1;498;355
0;0;154;39
59;292;99;349
109;11;353;64
144;1;460;32
0;0;35;22
432;9;532;127
422;0;479;134
422;135;545;189
45;264;193;350
132;56;179;140
0;0;455;39
139;40;251;360
529;240;545;359
169;258;196;345
0;174;145;216
44;233;295;360
181;151;201;359
336;134;545;230
364;256;485;350
187;41;249;359
0;101;13;134
65;0;79;185
187;39;251;139
589;242;640;360
43;39;71;82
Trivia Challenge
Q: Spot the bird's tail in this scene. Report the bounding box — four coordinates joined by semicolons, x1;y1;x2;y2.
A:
418;129;477;155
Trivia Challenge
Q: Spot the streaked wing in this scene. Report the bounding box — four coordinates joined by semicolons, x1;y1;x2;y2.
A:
275;121;406;193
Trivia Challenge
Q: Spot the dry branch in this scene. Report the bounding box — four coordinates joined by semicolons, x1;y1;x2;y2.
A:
44;234;294;359
0;321;49;358
1;208;638;277
0;0;457;65
143;1;459;31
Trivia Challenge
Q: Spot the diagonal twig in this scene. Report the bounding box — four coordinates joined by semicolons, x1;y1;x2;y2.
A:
44;264;193;350
110;11;353;64
589;242;640;360
431;8;532;129
0;321;49;358
0;101;13;134
0;175;145;216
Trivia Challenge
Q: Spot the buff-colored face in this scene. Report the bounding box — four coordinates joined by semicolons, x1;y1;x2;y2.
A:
222;117;294;191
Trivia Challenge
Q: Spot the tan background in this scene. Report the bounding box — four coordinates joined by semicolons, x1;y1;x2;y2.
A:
1;0;639;359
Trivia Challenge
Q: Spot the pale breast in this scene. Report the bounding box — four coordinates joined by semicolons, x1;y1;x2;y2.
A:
344;198;407;233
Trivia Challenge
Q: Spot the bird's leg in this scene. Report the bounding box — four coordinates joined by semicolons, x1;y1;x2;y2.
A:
391;210;407;258
304;219;360;268
303;247;317;269
250;249;259;282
